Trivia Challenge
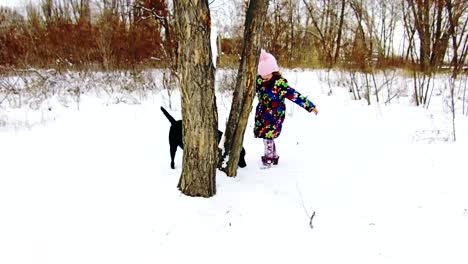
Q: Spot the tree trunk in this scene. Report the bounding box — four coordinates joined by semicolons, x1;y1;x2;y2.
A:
334;0;346;64
446;0;468;141
220;0;270;177
174;0;218;197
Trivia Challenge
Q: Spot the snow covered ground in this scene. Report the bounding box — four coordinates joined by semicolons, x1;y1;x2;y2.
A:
0;70;467;264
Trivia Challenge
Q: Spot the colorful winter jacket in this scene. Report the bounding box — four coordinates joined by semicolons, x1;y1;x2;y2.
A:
254;75;316;139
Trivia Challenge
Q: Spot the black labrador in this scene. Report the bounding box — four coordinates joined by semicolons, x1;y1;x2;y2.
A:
160;107;247;169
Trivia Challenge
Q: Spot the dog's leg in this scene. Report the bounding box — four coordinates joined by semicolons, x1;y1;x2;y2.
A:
170;143;178;169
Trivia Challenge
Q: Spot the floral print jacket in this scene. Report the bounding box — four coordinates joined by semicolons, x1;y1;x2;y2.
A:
254;75;316;139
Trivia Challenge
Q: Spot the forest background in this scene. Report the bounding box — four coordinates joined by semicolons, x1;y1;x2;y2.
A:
1;0;466;74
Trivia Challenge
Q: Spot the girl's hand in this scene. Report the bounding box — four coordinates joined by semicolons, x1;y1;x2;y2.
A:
312;108;318;115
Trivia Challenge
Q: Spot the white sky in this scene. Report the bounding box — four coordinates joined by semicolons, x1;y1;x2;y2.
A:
0;0;29;8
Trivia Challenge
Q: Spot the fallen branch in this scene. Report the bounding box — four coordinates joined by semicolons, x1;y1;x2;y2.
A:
296;180;316;229
309;211;316;229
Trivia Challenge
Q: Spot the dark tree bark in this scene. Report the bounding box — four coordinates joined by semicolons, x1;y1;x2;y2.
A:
334;0;346;64
174;0;218;197
220;0;270;177
406;0;450;73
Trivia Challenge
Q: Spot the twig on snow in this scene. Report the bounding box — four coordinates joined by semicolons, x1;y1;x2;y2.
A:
296;180;316;229
309;211;316;229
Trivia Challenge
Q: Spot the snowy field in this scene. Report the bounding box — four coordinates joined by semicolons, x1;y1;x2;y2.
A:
1;69;467;264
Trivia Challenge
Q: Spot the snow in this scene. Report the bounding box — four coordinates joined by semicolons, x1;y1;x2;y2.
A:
211;26;218;68
1;69;467;264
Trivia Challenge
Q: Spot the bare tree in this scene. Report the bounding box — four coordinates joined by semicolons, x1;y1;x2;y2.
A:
133;0;176;107
402;0;449;107
378;0;400;60
174;0;218;197
349;0;371;69
41;0;53;28
334;0;346;64
302;0;334;66
445;0;468;141
70;0;91;24
408;0;451;72
220;0;269;177
95;5;117;70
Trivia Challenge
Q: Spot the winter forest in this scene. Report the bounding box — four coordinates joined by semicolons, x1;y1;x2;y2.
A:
1;1;467;70
1;0;468;263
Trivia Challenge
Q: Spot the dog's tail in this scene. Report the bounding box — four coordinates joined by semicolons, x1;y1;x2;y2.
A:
160;106;177;125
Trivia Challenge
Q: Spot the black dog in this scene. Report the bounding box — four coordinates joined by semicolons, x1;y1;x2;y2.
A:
160;107;247;169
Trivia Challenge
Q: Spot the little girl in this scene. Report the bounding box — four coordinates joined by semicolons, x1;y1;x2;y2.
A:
255;50;318;166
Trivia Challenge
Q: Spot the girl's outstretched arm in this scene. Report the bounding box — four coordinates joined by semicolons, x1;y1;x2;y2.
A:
278;78;317;113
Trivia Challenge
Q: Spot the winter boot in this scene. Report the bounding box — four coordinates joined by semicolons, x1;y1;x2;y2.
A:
261;155;271;165
261;155;279;166
271;156;279;165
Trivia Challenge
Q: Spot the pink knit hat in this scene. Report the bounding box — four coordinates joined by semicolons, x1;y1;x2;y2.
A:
258;49;279;76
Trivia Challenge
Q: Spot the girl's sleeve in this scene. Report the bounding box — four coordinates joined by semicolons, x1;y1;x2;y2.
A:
256;76;263;92
280;78;316;112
